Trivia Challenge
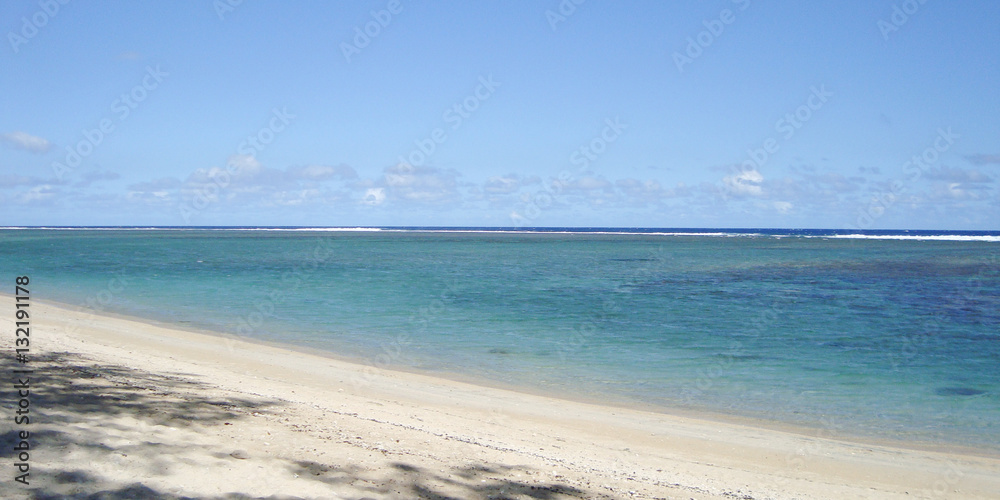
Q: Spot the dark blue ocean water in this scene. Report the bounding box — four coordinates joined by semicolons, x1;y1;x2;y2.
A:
2;227;998;451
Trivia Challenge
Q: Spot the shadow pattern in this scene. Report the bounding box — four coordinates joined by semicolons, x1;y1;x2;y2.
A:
0;350;601;499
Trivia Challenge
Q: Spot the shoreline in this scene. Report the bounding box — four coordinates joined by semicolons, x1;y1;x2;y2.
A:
3;294;1000;498
11;293;997;460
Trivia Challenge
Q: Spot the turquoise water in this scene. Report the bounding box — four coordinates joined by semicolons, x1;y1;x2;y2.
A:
2;228;998;451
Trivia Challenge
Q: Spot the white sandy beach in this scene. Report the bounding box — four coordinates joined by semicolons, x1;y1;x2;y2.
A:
2;294;998;499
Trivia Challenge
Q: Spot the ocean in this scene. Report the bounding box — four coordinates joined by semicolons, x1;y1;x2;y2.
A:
2;227;998;452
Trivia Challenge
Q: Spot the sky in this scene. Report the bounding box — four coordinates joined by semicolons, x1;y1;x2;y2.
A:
1;0;998;229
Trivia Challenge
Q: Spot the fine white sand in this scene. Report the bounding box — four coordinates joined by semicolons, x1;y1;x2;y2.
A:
2;294;998;499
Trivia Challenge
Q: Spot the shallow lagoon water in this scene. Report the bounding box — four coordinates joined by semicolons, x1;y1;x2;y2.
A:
2;227;998;451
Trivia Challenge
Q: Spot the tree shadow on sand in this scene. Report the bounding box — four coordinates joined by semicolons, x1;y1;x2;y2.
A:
284;461;586;500
1;351;595;500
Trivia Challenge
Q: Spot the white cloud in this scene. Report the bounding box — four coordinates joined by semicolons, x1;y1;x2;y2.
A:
923;166;993;184
28;150;994;227
126;189;174;205
0;175;41;188
965;154;1000;166
379;164;460;204
128;177;184;192
807;172;860;193
773;201;793;214
565;176;612;191
1;131;52;153
74;171;121;187
363;188;386;205
931;181;988;200
483;175;522;194
226;155;263;176
123;158;465;213
615;178;680;199
125;157;364;213
16;185;58;203
0;173;69;189
723;169;764;196
289;164;358;181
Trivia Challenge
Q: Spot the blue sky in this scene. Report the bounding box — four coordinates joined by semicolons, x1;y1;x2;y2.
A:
1;0;998;228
